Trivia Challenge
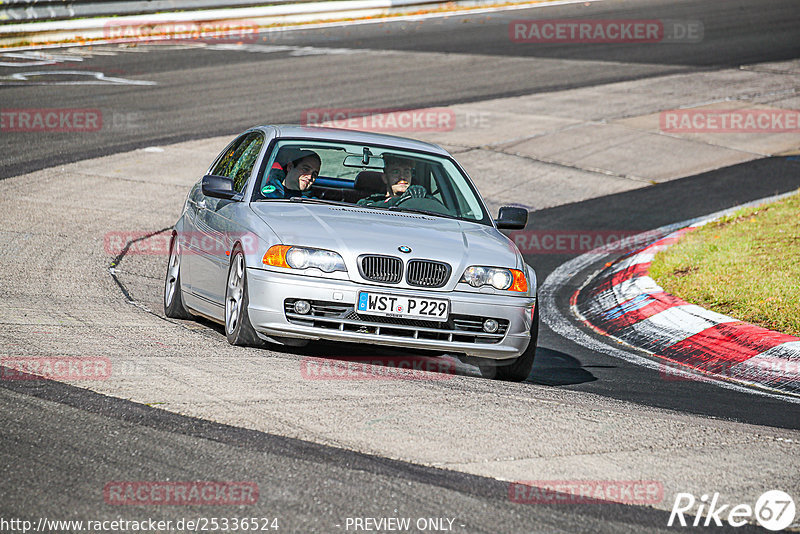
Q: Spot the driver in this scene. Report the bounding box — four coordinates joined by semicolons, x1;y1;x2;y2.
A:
260;149;321;199
357;155;427;207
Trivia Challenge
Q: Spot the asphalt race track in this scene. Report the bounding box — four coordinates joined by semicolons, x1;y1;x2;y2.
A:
1;0;800;532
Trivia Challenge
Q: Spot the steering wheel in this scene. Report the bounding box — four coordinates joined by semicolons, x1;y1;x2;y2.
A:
393;194;452;215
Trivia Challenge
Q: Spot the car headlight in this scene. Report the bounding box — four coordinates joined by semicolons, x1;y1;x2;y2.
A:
263;245;346;273
460;266;527;292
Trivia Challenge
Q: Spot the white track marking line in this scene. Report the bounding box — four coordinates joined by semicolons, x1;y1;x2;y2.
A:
0;70;156;85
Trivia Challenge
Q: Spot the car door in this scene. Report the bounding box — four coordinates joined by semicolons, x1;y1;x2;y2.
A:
181;135;246;308
191;131;264;311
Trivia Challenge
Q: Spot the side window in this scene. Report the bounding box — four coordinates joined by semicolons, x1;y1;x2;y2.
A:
430;172;446;204
211;132;264;193
431;164;467;217
212;136;246;178
230;134;264;192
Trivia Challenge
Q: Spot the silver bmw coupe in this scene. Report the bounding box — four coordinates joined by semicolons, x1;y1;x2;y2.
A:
164;125;538;381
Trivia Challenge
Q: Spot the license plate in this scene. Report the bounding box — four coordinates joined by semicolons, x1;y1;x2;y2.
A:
357;292;449;322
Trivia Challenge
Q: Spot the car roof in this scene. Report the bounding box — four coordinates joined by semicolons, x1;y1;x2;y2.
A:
256;125;450;156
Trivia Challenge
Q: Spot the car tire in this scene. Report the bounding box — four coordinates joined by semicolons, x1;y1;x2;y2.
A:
225;245;262;347
494;303;539;382
164;233;193;320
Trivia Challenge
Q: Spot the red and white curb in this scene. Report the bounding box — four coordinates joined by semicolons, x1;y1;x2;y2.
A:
574;224;800;394
540;192;800;401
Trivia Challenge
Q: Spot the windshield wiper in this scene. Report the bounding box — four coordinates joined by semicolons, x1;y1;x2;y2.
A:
288;197;353;206
256;197;352;207
386;206;462;220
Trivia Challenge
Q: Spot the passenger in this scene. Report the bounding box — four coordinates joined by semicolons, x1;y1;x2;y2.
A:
260;149;321;199
357;155;426;207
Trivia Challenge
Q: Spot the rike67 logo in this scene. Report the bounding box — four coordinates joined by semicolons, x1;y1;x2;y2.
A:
668;490;796;530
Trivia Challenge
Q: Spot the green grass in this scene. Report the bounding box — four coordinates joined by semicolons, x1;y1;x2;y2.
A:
649;189;800;337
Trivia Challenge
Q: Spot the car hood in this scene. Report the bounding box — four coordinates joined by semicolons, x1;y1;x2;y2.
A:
249;202;522;287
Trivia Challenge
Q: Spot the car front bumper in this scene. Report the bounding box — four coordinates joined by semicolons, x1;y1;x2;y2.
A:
246;268;536;360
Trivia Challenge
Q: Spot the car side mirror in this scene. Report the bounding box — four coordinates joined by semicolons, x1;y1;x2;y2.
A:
495;206;528;230
201;174;236;200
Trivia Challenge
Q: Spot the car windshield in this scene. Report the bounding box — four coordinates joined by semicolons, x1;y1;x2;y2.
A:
252;139;491;225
